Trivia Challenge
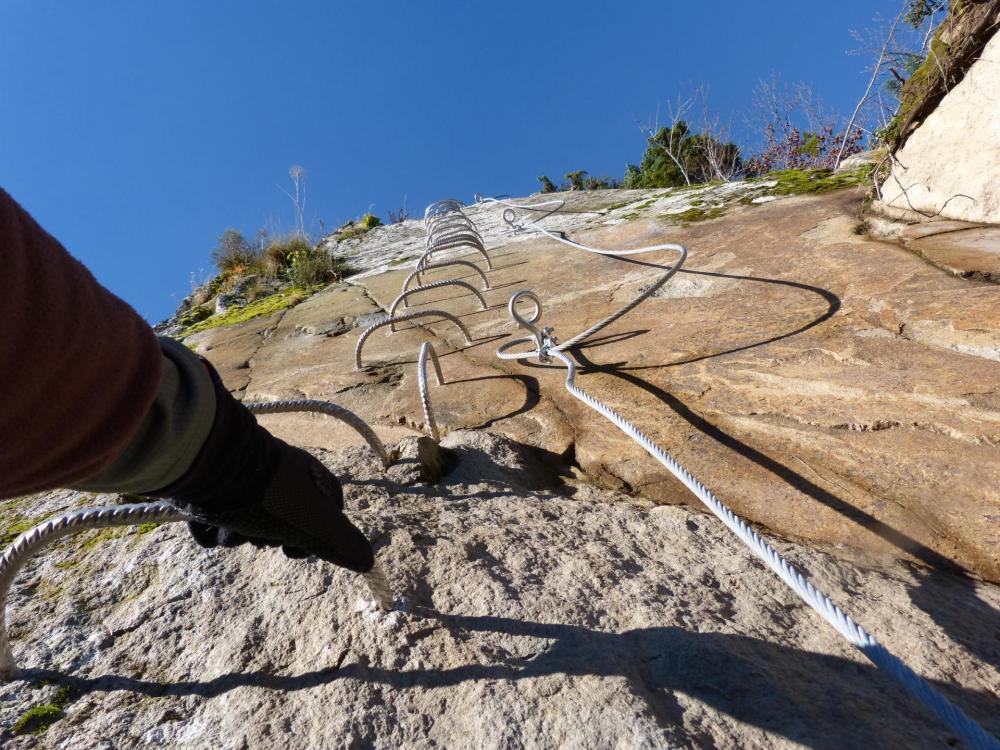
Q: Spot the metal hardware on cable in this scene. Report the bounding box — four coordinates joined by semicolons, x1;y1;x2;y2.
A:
0;397;398;682
484;195;998;750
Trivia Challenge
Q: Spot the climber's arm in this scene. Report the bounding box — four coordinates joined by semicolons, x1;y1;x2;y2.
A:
0;187;164;497
0;188;373;572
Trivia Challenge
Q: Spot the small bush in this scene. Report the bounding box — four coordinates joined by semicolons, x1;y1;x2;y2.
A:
288;248;348;287
210;229;262;273
263;234;311;273
538;175;557;193
359;213;382;231
336;213;382;241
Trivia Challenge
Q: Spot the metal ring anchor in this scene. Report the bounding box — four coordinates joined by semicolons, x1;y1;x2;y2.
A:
496;290;557;363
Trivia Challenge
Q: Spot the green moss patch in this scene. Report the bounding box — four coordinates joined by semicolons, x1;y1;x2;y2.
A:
14;686;77;736
180;284;323;336
750;167;867;196
0;516;41;547
668;206;728;224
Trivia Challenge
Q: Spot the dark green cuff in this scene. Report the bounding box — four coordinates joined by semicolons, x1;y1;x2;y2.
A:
72;337;216;493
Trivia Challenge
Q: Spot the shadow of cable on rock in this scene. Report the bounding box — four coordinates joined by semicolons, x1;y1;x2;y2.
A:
568;343;1000;673
18;613;997;749
502;251;998;672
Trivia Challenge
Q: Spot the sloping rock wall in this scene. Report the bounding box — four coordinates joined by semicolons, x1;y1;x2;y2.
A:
207;187;1000;583
3;186;998;747
0;432;997;748
879;22;1000;223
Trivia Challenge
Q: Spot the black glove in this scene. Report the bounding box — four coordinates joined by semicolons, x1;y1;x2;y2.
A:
148;360;374;573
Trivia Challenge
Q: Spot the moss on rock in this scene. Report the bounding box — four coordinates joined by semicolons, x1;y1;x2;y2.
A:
750;167;867;196
180;284;324;337
13;685;77;735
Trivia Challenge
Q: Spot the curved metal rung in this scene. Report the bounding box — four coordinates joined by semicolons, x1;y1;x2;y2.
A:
416;238;493;272
246;399;392;469
354;310;473;370
417;342;445;442
0;502;189;681
388;279;488;332
401;260;490;306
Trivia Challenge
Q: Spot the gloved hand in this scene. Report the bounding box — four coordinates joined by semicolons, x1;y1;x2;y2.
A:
147;359;374;573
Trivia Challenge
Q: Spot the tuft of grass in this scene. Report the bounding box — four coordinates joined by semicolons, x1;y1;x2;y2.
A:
336;213;382;242
13;704;63;735
287;249;350;288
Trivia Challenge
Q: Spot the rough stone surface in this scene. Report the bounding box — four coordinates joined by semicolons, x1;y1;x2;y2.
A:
182;186;999;582
4;184;997;747
900;222;1000;283
0;433;997;748
879;27;1000;224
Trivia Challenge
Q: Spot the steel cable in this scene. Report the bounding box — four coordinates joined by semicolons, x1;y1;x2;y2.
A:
483;196;999;750
0;398;398;680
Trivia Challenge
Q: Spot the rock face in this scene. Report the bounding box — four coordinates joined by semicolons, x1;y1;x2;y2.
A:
0;432;997;748
879;24;1000;223
2;185;998;746
896;220;1000;283
183;186;1000;583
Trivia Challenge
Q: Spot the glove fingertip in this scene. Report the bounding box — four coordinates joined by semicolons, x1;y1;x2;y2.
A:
187;521;222;548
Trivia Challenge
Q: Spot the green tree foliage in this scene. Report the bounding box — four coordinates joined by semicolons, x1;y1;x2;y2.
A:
564;170;588;190
905;0;945;28
624;121;742;189
537;175;557;193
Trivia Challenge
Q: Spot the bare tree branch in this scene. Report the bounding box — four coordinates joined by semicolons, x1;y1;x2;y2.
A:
835;5;905;169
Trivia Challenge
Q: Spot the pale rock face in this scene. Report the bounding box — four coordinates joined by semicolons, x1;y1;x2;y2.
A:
0;433;997;748
880;28;1000;223
3;186;999;747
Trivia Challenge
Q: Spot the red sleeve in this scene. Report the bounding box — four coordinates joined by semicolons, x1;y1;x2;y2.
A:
0;188;163;497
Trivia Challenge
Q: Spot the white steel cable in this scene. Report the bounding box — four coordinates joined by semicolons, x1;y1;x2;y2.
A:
481;196;687;354
545;345;999;750
0;397;401;680
481;195;999;748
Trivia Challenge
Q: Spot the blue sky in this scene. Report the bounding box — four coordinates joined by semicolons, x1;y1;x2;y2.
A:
2;1;906;323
